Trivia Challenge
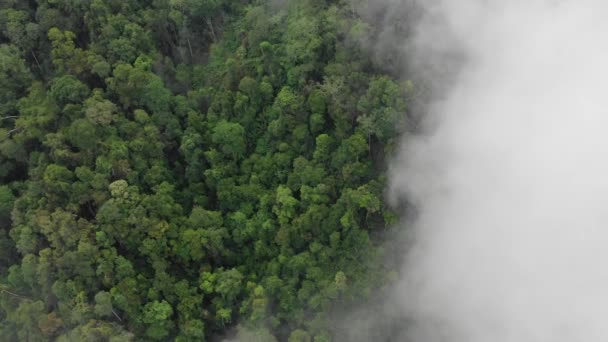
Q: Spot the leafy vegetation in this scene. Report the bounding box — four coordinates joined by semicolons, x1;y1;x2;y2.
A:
0;0;411;340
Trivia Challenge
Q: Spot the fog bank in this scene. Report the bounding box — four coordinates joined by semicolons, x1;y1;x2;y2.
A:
390;1;608;341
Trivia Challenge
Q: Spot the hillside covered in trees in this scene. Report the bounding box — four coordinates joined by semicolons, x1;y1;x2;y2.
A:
0;0;413;340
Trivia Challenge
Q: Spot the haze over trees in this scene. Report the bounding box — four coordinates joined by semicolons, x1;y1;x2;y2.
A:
0;0;411;340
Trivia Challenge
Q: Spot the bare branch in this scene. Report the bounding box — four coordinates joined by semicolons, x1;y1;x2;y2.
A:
1;288;31;301
112;309;123;321
8;127;22;135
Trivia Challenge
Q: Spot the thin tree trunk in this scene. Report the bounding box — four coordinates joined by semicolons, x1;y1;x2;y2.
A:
186;37;194;59
205;18;218;43
31;50;42;73
112;309;123;321
87;202;96;218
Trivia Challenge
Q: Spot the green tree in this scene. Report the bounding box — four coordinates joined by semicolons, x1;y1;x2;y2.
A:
0;44;32;117
211;120;246;159
142;300;174;340
289;329;311;342
356;76;408;143
94;291;113;318
50;75;90;107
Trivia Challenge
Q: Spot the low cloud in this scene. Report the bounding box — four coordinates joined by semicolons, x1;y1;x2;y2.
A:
390;1;608;341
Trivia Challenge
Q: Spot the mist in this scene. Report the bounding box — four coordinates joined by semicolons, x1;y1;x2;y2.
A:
389;0;608;341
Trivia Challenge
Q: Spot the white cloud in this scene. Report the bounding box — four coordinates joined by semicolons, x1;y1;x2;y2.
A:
391;1;608;341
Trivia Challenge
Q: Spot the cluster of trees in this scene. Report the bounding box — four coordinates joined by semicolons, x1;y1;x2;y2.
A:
0;0;412;340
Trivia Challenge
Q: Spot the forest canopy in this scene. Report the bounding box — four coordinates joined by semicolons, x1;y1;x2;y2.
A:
0;0;413;340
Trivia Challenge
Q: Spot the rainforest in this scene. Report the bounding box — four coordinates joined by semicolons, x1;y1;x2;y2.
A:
0;0;413;341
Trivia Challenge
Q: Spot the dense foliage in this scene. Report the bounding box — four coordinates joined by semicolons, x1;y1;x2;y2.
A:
0;0;411;340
